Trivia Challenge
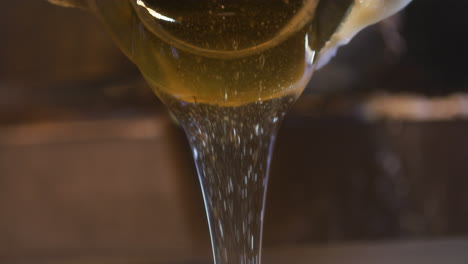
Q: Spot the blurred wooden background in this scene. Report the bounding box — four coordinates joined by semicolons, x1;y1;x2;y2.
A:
0;0;467;262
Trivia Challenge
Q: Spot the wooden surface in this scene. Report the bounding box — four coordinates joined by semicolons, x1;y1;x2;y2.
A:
7;239;468;263
0;116;209;261
264;239;468;264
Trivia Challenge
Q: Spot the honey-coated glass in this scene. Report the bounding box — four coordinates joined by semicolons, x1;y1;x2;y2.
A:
47;1;412;263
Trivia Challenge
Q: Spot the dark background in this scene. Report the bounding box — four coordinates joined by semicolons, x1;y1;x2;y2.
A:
0;0;467;262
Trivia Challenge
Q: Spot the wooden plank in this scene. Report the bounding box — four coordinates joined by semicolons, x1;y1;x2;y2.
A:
7;239;468;263
264;239;468;264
